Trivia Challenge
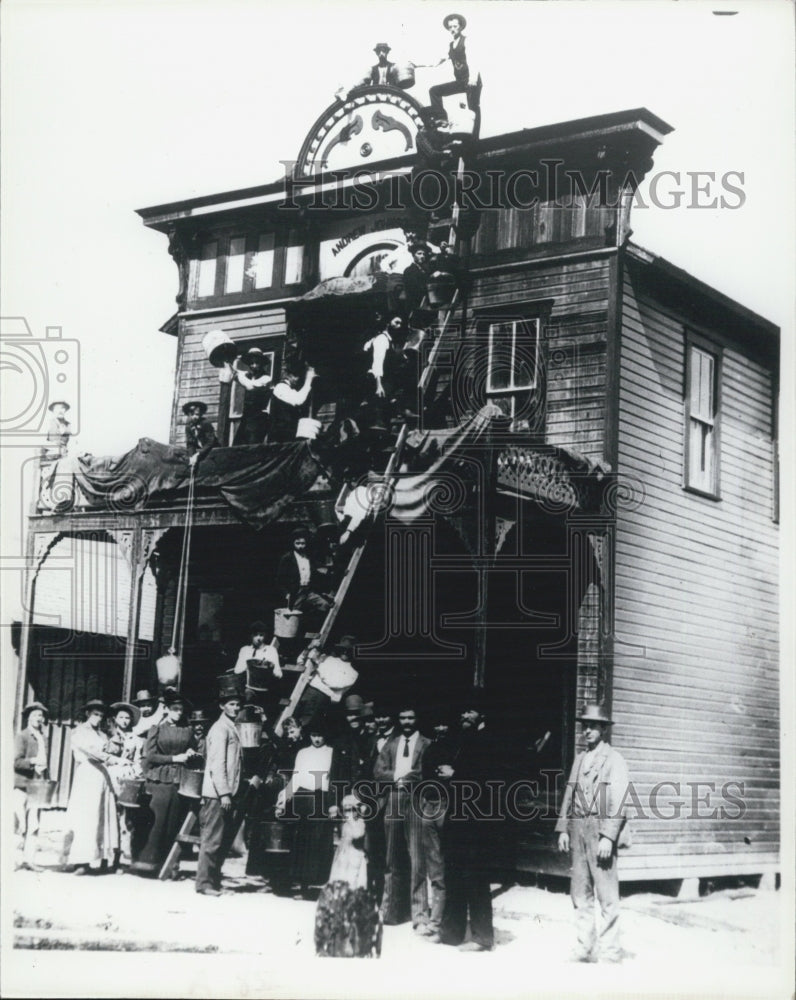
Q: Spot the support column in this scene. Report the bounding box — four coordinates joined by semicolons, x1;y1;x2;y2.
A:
15;532;61;725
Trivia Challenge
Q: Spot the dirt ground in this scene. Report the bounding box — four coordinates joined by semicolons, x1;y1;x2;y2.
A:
2;851;792;1000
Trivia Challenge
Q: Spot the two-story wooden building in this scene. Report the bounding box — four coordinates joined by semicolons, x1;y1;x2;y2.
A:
17;94;779;883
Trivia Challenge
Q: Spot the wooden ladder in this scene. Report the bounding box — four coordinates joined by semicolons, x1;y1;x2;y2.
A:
158;787;254;881
275;157;469;734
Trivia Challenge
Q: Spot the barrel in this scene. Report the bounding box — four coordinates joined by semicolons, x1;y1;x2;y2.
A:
274;608;303;638
393;62;416;90
426;271;457;307
236;720;263;748
202;329;238;368
178;768;204;799
296;417;322;440
27;778;57;808
118;777;147;808
262;820;290;853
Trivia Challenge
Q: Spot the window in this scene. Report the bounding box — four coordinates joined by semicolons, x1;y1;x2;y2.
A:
196;240;218;297
224;236;247;293
250;233;275;289
224;345;277;445
684;339;721;497
284;231;304;285
486;317;540;427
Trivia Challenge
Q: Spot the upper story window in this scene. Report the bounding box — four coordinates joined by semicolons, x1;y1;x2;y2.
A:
193;232;288;302
224;236;247;293
251;234;275;289
486;317;540;428
197;240;218;297
684;337;721;498
284;230;304;285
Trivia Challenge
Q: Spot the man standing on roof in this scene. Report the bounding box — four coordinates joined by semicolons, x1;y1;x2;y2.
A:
220;346;274;445
422;14;482;131
268;365;317;443
182;401;219;463
556;704;631;963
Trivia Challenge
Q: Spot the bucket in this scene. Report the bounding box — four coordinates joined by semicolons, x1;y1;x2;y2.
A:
237;720;263;748
202;329;238;368
118;777;147;808
27;778;57;808
274;608;303;639
426;271;457;307
448;106;476;138
262;820;291;853
156;652;181;687
178;767;204;799
296;417;322;440
393;62;415;90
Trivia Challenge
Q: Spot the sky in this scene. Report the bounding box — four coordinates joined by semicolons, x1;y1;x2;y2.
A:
1;0;794;601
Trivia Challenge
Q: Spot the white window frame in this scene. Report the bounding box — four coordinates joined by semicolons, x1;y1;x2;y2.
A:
196;240;218;298
684;337;721;499
485;317;540;424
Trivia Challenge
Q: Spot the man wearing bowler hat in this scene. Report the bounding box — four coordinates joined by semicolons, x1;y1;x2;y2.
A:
422;14;482;130
182;400;219;461
556;704;630;963
359;43;403;89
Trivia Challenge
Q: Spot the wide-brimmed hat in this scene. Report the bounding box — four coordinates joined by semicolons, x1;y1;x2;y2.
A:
48;401;70;412
132;689;157;706
373;42;391;53
164;691;192;712
110;701;141;726
22;701;49;720
408;241;431;255
443;13;467;29
188;709;211;725
344;694;373;718
577;703;613;725
182;400;208;416
249;620;269;635
82;699;107;716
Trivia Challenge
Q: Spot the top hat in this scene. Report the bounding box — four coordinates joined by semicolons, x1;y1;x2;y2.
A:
132;689;157;706
22;701;49;720
48;401;70;412
82;698;107;716
577;703;613;725
188;709;211;725
249;620;269;636
373;42;391;53
217;675;242;702
182;400;208;416
443;13;467;29
110;701;141;726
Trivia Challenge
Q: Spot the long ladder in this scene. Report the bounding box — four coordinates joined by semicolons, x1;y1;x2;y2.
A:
275;158;468;734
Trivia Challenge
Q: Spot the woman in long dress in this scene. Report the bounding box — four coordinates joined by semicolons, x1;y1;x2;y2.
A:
131;692;198;876
315;794;382;957
62;699;119;874
276;720;335;897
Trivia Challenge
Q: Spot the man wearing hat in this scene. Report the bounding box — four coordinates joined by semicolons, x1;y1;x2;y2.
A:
333;694;373;796
268;365;317;443
359;43;403;89
402;244;432;315
182;401;219;461
196;678;245;896
556;704;630;963
276;526;333;621
424;14;482;132
220;346;274;445
40;401;72;462
14;702;50;870
131;689;165;744
232;621;283;720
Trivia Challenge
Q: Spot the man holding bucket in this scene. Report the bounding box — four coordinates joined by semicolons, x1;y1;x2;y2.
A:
232;621;283;720
14;702;51;870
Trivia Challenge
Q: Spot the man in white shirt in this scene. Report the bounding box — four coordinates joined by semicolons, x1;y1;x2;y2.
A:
232;620;283;719
373;705;431;929
268;367;317;443
275;528;333;625
220;346;274;445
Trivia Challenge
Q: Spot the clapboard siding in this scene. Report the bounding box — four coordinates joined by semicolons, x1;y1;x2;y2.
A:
170;309;287;444
613;268;779;877
470;257;611;461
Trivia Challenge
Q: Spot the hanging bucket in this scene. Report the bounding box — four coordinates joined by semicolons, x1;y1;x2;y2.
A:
178;767;204;799
296;417;322;440
262;820;291;853
27;778;57;808
156;652;182;688
393;62;415;90
202;329;238;368
118;777;147;808
426;271;457;307
274;608;303;639
236;720;263;748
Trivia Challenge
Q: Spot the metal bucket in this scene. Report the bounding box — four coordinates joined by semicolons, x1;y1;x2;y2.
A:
178;767;204;799
274;608;303;638
262;820;290;853
156;651;181;687
237;720;263;748
296;417;322;440
27;778;57;808
202;329;238;368
118;777;147;808
426;271;457;307
394;62;416;90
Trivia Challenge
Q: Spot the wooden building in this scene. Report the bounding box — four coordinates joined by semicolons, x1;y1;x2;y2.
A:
18;94;779;881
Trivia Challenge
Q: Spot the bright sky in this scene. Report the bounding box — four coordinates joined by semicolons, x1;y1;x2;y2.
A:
1;0;794;606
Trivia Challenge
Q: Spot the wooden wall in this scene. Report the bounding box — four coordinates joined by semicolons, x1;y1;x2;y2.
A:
613;269;779;878
170;309;287;445
469;256;612;463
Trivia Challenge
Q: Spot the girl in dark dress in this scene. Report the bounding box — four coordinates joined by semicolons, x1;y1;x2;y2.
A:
130;693;199;876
